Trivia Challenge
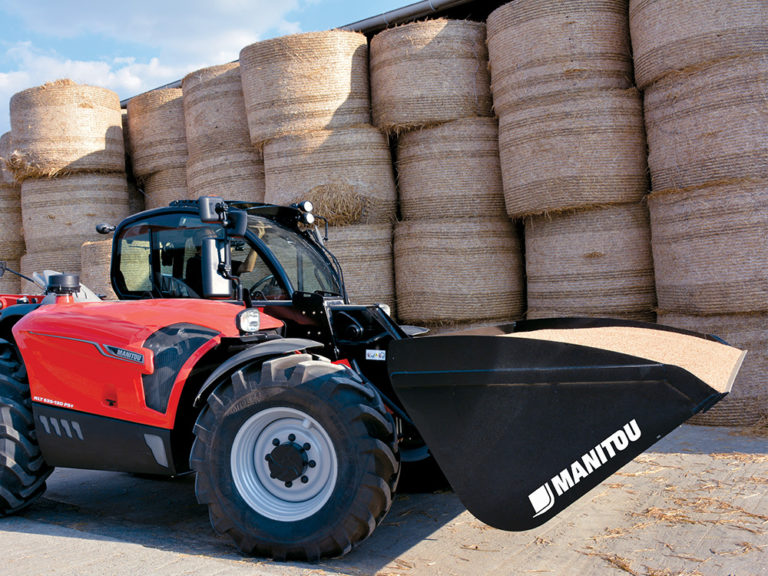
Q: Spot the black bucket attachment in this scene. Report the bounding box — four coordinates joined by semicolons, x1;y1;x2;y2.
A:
387;318;745;532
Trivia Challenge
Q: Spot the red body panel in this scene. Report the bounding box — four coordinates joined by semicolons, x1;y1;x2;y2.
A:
12;299;283;429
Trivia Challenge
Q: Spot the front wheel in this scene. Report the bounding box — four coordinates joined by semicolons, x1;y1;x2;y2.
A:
190;354;400;561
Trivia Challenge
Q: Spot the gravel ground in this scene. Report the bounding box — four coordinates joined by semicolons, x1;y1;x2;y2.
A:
1;423;766;576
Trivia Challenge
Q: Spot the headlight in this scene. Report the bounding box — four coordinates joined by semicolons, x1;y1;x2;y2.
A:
237;308;261;333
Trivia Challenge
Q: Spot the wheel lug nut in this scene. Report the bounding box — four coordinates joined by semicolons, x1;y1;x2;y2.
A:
272;438;280;446
301;476;309;484
288;434;296;442
303;443;311;451
308;460;316;468
285;481;293;488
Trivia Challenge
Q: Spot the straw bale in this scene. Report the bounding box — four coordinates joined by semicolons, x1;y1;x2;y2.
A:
81;239;116;300
629;0;768;90
649;180;768;315
658;311;767;426
126;88;188;177
264;126;396;224
239;30;370;145
0;258;21;294
498;88;647;218
525;203;656;321
21;173;129;254
370;19;492;131
21;249;82;293
396;118;506;220
643;55;768;192
323;223;395;312
487;0;633;115
0;184;23;261
8;80;124;180
186;148;264;203
140;167;190;210
394;217;524;324
0;132;18;186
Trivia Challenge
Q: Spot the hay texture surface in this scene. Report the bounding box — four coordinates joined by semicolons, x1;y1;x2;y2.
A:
264;126;396;224
487;0;633;114
370;19;492;131
643;55;768;192
324;224;395;311
0;184;23;261
21;173;130;253
525;203;656;321
658;312;765;426
81;239;116;300
630;0;768;89
0;132;18;186
505;324;745;397
396;118;505;220
394;217;524;324
126;88;188;177
182;63;265;201
141;167;190;210
649;180;768;315
239;30;370;145
21;249;82;293
499;88;647;218
8;80;124;180
0;259;20;294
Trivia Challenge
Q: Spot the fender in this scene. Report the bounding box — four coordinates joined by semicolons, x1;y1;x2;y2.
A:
0;303;42;343
193;338;324;407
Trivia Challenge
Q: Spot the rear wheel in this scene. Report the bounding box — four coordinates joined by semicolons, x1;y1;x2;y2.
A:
0;338;53;515
191;354;400;560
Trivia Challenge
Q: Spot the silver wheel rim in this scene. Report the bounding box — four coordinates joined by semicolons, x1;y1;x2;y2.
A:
231;406;337;522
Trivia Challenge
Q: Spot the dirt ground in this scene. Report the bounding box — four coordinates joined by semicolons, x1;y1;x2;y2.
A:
1;423;766;576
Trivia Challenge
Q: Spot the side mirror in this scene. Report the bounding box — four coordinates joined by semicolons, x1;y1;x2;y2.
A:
228;210;248;238
201;237;233;298
199;196;224;223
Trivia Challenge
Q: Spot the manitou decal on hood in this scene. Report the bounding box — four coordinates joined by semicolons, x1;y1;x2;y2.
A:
529;419;642;517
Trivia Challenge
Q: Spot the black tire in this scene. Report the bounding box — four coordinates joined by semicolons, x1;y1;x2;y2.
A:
190;354;400;561
0;338;53;516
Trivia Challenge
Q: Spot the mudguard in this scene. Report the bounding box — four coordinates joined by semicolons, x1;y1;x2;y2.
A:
387;318;746;532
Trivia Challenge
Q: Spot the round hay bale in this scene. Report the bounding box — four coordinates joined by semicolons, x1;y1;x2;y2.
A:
126;88;188;177
498;88;647;218
21;173;130;254
8;80;124;180
629;0;768;90
487;0;633;115
140;167;190;210
648;180;768;315
657;311;767;426
643;55;768;192
370;19;491;132
324;223;395;312
182;62;265;202
0;184;23;260
239;30;370;145
396;117;506;220
0;259;20;294
394;217;524;325
21;248;82;293
0;132;18;186
524;203;656;321
264;126;396;224
186;148;264;203
81;239;116;300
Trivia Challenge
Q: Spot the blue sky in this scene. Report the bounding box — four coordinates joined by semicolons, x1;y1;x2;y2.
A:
0;0;409;135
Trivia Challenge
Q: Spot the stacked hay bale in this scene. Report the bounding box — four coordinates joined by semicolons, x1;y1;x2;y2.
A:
0;132;23;293
80;239;117;299
370;19;524;327
241;30;398;309
487;0;655;322
630;0;768;425
182;63;265;202
126;88;189;209
8;80;130;292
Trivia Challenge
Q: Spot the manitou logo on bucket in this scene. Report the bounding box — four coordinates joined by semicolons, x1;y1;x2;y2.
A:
528;419;642;517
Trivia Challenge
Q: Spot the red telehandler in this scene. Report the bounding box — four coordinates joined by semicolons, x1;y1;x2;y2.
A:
0;197;745;560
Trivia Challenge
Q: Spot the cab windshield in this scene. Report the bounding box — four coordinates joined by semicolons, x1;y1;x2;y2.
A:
239;216;342;299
